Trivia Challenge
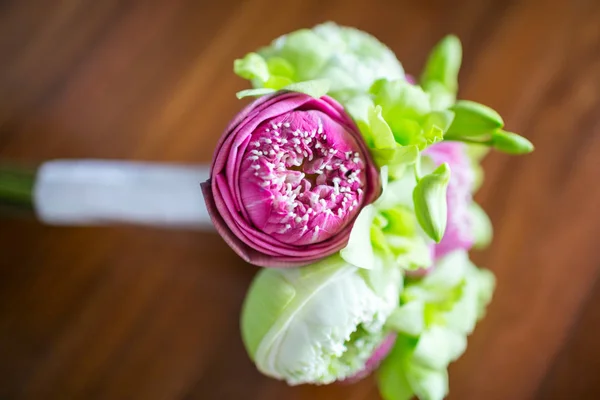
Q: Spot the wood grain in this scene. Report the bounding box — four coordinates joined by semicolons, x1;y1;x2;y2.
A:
1;0;599;399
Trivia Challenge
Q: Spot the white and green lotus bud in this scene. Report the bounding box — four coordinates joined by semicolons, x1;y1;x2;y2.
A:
234;22;405;101
378;251;495;400
241;254;402;385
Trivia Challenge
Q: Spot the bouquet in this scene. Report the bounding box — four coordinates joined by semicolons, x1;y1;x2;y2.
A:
0;22;532;400
203;23;532;400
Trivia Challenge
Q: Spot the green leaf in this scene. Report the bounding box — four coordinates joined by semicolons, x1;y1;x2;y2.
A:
420;35;462;94
234;52;270;82
491;130;534;154
447;100;504;137
282;79;330;98
407;364;449;400
386;301;425;336
469;202;493;249
413;163;451;242
236;88;277;99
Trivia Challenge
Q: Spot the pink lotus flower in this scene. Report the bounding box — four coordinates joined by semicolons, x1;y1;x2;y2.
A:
423;142;475;259
202;92;380;268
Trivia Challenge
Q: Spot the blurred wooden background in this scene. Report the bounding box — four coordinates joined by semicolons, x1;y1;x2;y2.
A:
1;0;599;399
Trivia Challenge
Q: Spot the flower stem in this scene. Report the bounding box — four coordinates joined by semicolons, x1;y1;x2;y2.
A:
0;164;36;214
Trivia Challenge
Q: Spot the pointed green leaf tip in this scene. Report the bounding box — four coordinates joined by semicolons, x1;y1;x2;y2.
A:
491;130;534;154
446;100;504;137
421;35;462;94
413;163;451;243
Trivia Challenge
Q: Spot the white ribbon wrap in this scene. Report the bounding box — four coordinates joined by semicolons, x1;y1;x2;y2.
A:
33;160;213;229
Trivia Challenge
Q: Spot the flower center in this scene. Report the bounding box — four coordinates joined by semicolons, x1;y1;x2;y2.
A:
240;110;367;245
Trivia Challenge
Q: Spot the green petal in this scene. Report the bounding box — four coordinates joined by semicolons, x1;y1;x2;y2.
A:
424;110;455;136
282;79;330;98
236;88;277;99
276;29;331;80
420;250;469;290
241;269;296;359
475;268;496;318
447;100;504;137
413;163;451;242
469;202;493;249
369;105;396;149
234;52;270;82
266;57;296;79
263;75;295;90
340;204;377;269
491;130;534;154
382;207;417;236
423;81;456;111
372;80;431;134
412;326;467;370
386;301;425;336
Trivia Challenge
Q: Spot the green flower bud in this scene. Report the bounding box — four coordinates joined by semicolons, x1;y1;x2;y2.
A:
446;100;504;137
491;130;534;154
241;254;402;385
413;163;451;243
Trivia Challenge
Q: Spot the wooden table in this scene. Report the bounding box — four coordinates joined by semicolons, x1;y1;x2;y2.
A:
1;0;599;399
